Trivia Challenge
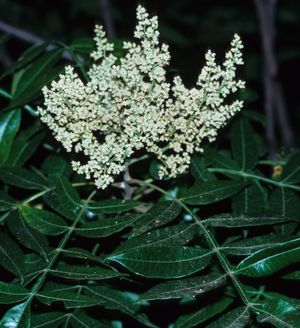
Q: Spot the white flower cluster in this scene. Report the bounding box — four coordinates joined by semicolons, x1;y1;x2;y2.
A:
38;5;245;189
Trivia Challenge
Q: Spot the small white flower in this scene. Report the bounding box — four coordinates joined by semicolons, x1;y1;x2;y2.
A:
38;5;245;189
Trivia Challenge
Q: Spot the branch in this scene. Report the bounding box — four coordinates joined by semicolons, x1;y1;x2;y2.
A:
274;81;293;145
254;0;294;155
122;162;134;200
98;0;116;38
0;19;44;44
0;19;71;60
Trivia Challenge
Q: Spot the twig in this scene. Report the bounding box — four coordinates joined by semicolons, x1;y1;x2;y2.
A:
274;81;293;145
254;0;293;156
0;19;71;60
97;0;116;38
122;162;134;200
0;19;44;44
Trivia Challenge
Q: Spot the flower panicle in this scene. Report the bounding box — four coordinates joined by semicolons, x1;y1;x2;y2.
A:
38;5;245;189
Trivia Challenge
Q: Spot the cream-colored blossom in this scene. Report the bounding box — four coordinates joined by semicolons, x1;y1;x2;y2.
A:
38;5;245;189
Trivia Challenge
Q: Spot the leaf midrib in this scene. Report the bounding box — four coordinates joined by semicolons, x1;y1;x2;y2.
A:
180;183;241;202
236;246;300;274
116;224;196;254
0;243;23;278
111;250;212;264
144;275;226;298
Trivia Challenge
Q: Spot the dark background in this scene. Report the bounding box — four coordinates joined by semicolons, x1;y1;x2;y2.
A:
0;2;299;326
0;0;300;149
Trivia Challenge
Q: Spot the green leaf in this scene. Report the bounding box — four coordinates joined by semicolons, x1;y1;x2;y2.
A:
0;167;47;190
10;49;63;107
60;248;102;264
45;174;82;219
36;291;103;308
11;69;25;96
0;282;29;304
181;180;246;205
0;109;21;164
84;285;157;328
41;155;72;177
190;155;216;182
8;130;45;167
267;188;300;220
20;206;68;235
130;201;181;237
7;211;49;259
282;271;300;280
174;296;233;328
256;298;300;328
23;254;47;284
206;306;250;328
0;301;31;328
88;199;140;214
107;246;212;278
0;231;25;280
0;191;15;211
281;151;300;184
274;222;298;236
69;311;110;328
231;118;258;170
232;183;265;215
46;175;137;220
149;159;166;180
31;312;66;328
0;43;47;81
70;37;95;53
24;253;47;274
49;263;124;280
235;237;300;277
111;38;126;60
204;214;292;227
239;84;259;102
141;273;226;300
222;234;298;256
115;223;198;254
0;211;11;224
76;214;139;238
263;291;300;308
207;149;241;172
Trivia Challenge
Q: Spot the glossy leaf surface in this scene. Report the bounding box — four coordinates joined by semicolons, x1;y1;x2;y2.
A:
0;167;47;190
0;231;25;279
256;298;300;328
174;296;233;328
141;273;226;300
181;181;246;205
236;238;300;277
76;214;139;238
0;282;28;304
107;246;212;278
0;109;21;164
206;306;250;328
20;206;68;235
0;301;31;328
